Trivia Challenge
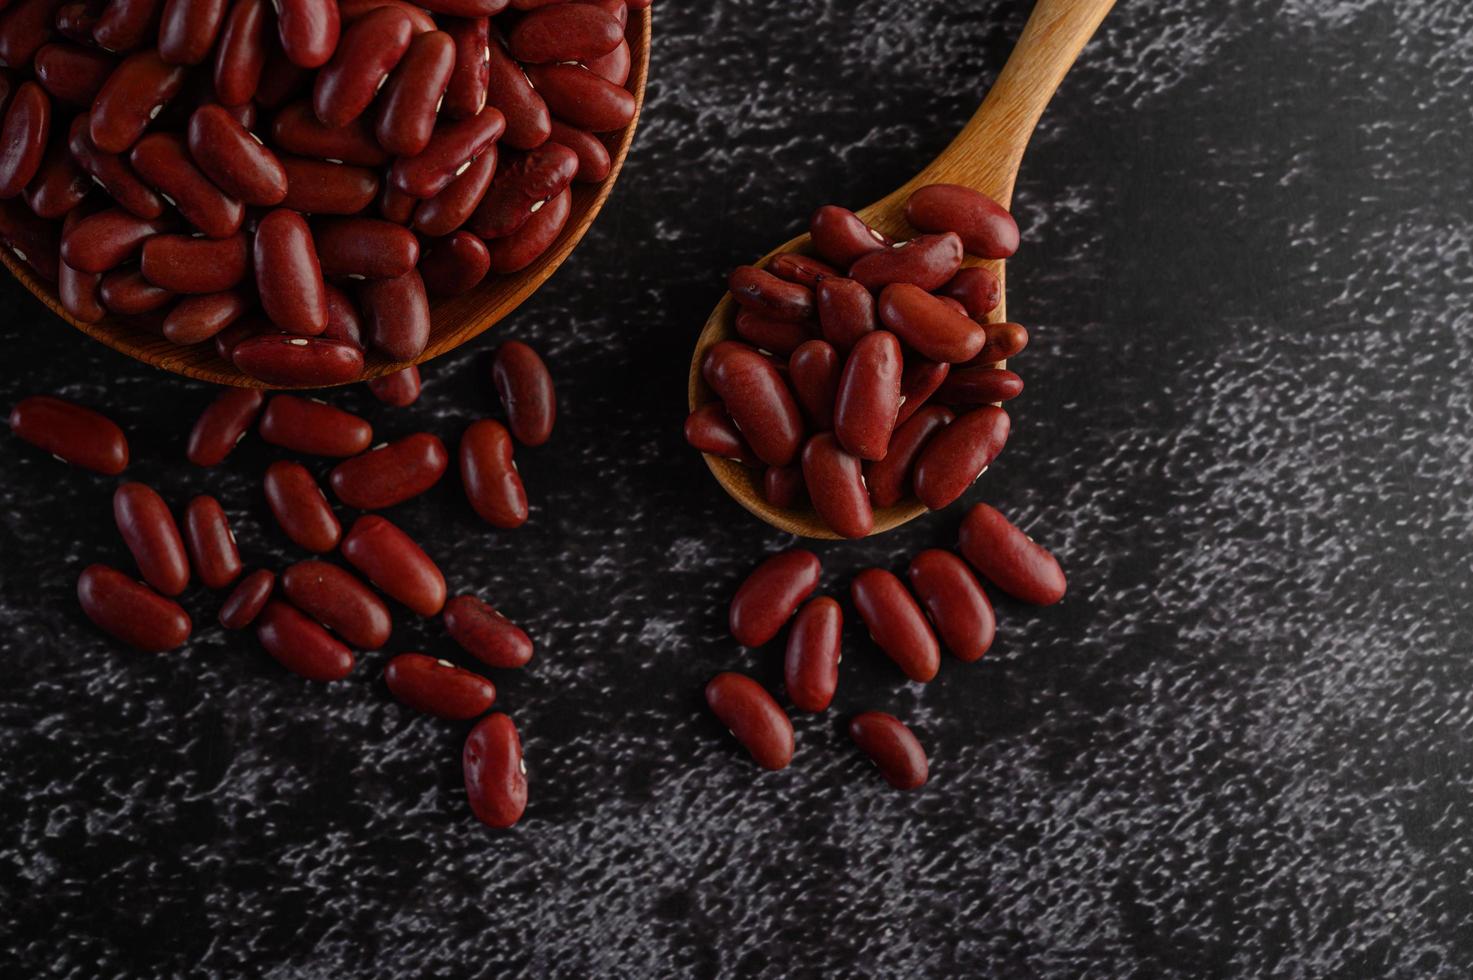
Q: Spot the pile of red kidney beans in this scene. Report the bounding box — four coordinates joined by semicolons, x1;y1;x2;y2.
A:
0;0;647;386
9;341;555;828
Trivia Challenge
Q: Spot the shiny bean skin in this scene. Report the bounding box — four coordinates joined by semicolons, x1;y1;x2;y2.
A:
548;118;610;183
376;29;454;156
469;141;577;238
801;432;872;539
186;104;287;205
728;265;813;323
378;182;416;222
114;481;190;595
367;364;421;406
762;463;804;509
0;82;49;198
279;156;381;214
271;100;389;165
440;16;487;119
340;513;446;616
338;0;437;33
585;37;629;86
492;340;555;446
809;205;889;267
936;366;1024;405
219;567;274;628
849;712;928;790
701;341;804;468
458;419;528;528
878;283;987;364
130;132;245;238
683;401;757;466
815;276;876;354
259;394;373;457
907;548;994;663
158;0;227;65
58;208;106;322
912;405;1010;511
9;394;128;474
385;653;496;720
163;289;250;343
508;2;620;63
183;494;242;589
315;217;419;280
263;460;341;552
443;594;533;668
728;548;820;648
767;253;838;290
321;283;363;346
254;209;327;334
55;3;102;43
67;114;164;218
34;42;116;105
419;0;506;14
906;183;1019;259
186;387;261;466
895;358;950;428
0;196;58;279
23;138;89;218
90;51;188;153
418;229;489;295
388;105;504;199
734;311;810;357
0;0;66;70
834;330;902;461
412;147;497;236
850;568;939;683
312;6;413;129
92;0;159;52
787;339;839;431
275;0;339;69
358;267;430;359
329;432;448;509
574;0;627;27
784;596;842;713
61;207;170;273
281;558;392;648
483;184;568;273
100;267;172;313
863;404;953;509
957;502;1067;606
212;0;265;105
77;564;191;652
973;322;1029;366
524;63;633;133
463;713;527;829
705;672;793;771
849;232;964;293
255;600;355;681
484;29;549;148
140;232;248;293
938;266;1002;320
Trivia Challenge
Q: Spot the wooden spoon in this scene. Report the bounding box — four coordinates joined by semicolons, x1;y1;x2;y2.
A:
0;8;652;389
687;0;1114;539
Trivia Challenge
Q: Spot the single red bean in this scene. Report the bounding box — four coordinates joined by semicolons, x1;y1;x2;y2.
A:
314;217;419;280
100;267;172;313
0;82;50;198
913;405;1010;511
728;265;813;323
784;596;841;713
271;100;388;165
321;283;363;346
419;229;490;295
834;330;902;461
186;388;261;465
864;404;953;509
412;142;497;236
90;51;188;154
509;3;619;64
386;653;495;719
957;502;1067;606
787;339;839;431
163;288;251;344
809;205;888;267
815;276;876;354
484;27;549;149
55;2;101;43
469;141;577;238
23;138;89;219
728;548;820;648
281;558;392;648
850;568;938;683
483;183;568;273
358;268;430;360
263;460;341;552
329;432;447;509
463;712;527;828
77;563;191;652
762;463;805;509
9;394;128;473
66;114;163;218
548;118;610;183
60;206;170;273
186;104;287;205
702;341;804;468
313;6;413;128
849;232;963;293
140;232;248;293
733;311;811;357
907;548;994;663
34;41;115;105
389;105;504;199
219;567;273;628
158;0;227;65
440;15;488;120
800;432;871;538
0;0;65;69
255;599;355;681
458;418;528;528
259;393;372;457
683;401;757;466
275;0;339;69
113;481;189;596
849;712;928;790
0;196;59;279
936;366;1024;405
58;207;105;322
524;62;633;133
766;253;838;290
492;340;555;447
340;513;446;615
212;0;265;105
939;266;1002;320
375;29;454;156
130;132;244;238
182;493;241;589
973;322;1029;366
368;365;421;406
585;37;629;86
895;358;950;428
906;183;1019;259
338;0;436;32
91;0;158;53
878;283;987;364
278;156;381;214
254;208;327;334
443;593;532;668
705;672;793;771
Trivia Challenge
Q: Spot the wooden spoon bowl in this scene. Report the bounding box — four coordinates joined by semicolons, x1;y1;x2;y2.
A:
0;8;652;389
687;0;1113;539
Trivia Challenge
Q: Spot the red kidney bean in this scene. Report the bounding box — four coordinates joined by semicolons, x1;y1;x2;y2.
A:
574;0;628;27
458;418;527;528
271;100;389;166
913;405;1010;511
936;366;1024;405
483;184;568;272
683;401;757;466
849;712;928;790
253;208;327;334
368;364;421;406
762;463;804;508
728;548;820;648
958;502;1067;606
0;0;65;69
863;404;952;509
281;558;392;648
320;283;363;346
727;265;813;323
90;51;188;153
849;232;963;293
815;276;876;354
9;394;128;473
470;141;576;238
784;596;841;713
524;63;633;133
389;105;504;199
705;672;793;771
375;29;454;156
358;267;430;359
34;42;115;105
801;432;871;538
182;493;241;589
312;6;412;128
443;593;532;668
421;0;507;13
0;196;59;279
834;330;902;461
60;207;170;273
939;266;1002;320
58;208;106;322
278;156;381;214
548;118;610;183
733;311;810;357
0;82;49;198
441;16;488;120
55;2;102;43
378;181;416;222
113;481;190;595
850;568;938;683
186;387;261;465
275;0;339;69
341;513;446;615
212;0;265;105
140;232;248;293
339;0;437;33
330;432;447;509
906;183;1019;259
508;2;620;63
263;460;341;552
893;359;948;430
158;0;226;65
130;132;244;238
492;340;555;447
484;28;549;149
767;253;838;290
259;393;373;457
787;339;839;431
972;323;1028;367
100;267;172;313
255;599;356;680
463;712;527;828
907;548;994;663
385;653;496;719
77;564;191;651
585;37;629;86
186;104;287;205
219;567;274;628
23;138;89;219
412;146;497;235
702;341;804;468
213;314;275;360
877;283;987;364
315;217;419;280
67;114;164;218
163;289;250;343
419;229;490;295
809;205;889;267
92;0;159;52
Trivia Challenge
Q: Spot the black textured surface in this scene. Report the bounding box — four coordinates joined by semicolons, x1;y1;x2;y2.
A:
4;0;1473;976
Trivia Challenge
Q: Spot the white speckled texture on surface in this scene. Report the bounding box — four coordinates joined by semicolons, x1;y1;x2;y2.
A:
4;0;1473;976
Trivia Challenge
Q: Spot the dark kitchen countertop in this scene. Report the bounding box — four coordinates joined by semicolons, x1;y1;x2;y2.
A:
4;0;1473;976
